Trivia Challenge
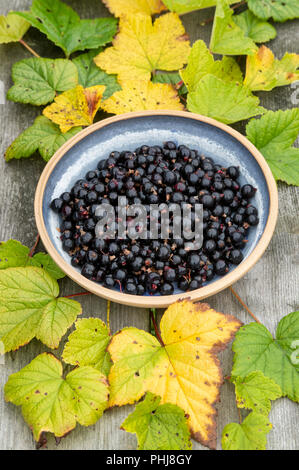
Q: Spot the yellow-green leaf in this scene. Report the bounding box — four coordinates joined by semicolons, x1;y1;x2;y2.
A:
163;0;235;14
0;240;65;280
29;252;65;280
43;85;105;133
103;0;166;16
180;40;243;92
222;412;272;450
122;393;192;450
180;40;214;92
233;372;282;415
210;0;257;56
101;80;184;114
5;353;109;441
108;300;242;449
63;318;112;376
94;13;190;82
0;240;31;269
0;12;30;43
187;74;264;124
0;267;81;351
244;45;299;91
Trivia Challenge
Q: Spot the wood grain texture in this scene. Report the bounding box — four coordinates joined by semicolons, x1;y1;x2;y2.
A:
0;0;298;451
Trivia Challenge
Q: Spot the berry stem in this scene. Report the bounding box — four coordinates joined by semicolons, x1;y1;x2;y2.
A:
29;234;40;258
150;309;164;347
229;286;261;324
107;300;111;334
19;39;40;58
64;292;91;299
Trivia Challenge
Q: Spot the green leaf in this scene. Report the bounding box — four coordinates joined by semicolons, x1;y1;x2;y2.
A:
266;148;299;186
152;72;188;95
0;267;81;351
0;240;31;269
162;0;235;14
72;49;120;99
63;318;112;377
232;312;299;402
246;109;299;150
246;109;299;186
4;353;109;441
210;0;258;56
29;253;65;280
7;58;78;106
5;116;82;162
187;74;264;124
180;40;243;92
122;393;192;450
232;372;282;415
222;412;272;450
248;0;299;22
234;10;277;43
0;240;65;280
0;12;30;43
15;0;118;57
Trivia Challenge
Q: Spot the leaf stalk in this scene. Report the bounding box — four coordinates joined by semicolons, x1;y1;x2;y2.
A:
107;300;111;334
29;234;40;258
64;292;91;299
150;309;164;347
19;39;40;58
229;286;261;323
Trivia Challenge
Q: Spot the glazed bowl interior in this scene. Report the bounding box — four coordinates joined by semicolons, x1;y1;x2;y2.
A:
35;111;278;308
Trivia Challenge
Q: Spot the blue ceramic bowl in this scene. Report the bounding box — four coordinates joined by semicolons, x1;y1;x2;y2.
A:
35;111;278;308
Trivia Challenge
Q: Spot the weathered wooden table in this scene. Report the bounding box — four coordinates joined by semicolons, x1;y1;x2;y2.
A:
0;0;298;451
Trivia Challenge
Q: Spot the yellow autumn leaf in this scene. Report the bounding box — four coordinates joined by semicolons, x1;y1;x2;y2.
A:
103;0;167;17
94;13;191;82
108;300;242;449
101;80;184;114
43;85;105;133
244;45;299;91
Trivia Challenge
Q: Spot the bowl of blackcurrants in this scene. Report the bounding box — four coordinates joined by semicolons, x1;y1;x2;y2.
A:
35;111;278;308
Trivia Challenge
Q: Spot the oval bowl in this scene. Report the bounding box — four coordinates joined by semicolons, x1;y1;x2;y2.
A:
35;111;278;308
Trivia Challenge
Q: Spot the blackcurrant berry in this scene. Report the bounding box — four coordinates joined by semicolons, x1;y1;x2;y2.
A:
160;283;173;295
51;198;64;213
229;249;244;265
82;263;95;279
215;260;228;276
241;184;255;199
247;214;259;226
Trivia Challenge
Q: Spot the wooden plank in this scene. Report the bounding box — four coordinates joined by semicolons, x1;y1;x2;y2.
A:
0;0;298;450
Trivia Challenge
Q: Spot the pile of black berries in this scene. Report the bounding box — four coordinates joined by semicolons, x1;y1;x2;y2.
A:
51;142;259;296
